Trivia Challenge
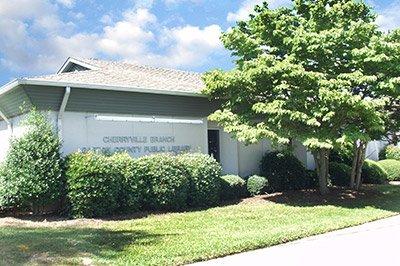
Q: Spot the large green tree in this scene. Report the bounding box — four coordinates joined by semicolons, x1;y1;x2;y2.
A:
203;0;385;194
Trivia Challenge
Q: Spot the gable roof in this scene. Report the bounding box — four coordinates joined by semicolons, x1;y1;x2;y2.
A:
0;57;206;97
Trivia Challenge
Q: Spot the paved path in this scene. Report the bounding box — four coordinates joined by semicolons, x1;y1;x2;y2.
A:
192;215;400;266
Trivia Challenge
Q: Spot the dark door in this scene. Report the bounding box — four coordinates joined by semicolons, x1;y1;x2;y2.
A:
208;130;220;162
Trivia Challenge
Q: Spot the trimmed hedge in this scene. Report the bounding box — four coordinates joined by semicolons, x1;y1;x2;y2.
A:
65;152;222;217
260;151;313;191
247;175;268;196
362;160;388;184
65;152;122;217
134;154;189;211
378;160;400;181
0;110;64;211
384;145;400;161
109;153;142;213
329;162;351;187
179;153;221;207
220;175;247;200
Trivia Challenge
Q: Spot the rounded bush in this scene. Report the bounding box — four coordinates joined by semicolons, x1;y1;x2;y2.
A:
362;160;388;184
260;151;312;191
329;162;351;186
384;145;400;161
220;175;247;200
378;159;400;181
178;153;221;207
65;152;121;217
108;153;142;213
247;175;268;196
0;110;64;211
134;154;189;211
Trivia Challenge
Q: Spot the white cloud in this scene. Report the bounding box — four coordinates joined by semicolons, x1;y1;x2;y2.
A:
156;24;223;67
98;8;156;59
376;2;400;32
227;0;291;22
0;1;225;78
0;0;56;19
56;0;75;9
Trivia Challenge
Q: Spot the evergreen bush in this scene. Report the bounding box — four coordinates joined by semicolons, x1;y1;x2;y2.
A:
220;175;247;200
260;151;313;191
378;160;400;181
0;110;64;211
178;153;221;207
247;175;268;196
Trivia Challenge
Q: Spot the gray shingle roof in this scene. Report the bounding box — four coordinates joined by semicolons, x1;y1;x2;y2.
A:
24;57;205;95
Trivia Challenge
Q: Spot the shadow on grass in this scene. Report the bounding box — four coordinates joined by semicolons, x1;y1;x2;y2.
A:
0;197;243;223
263;184;400;213
0;227;166;265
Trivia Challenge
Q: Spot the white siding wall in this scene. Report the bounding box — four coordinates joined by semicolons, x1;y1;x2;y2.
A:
0;110;391;175
61;112;208;157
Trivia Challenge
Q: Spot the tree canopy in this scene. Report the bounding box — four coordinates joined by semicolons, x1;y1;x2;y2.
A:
202;0;395;193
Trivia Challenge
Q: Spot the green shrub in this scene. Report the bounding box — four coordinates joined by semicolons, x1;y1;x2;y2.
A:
247;175;268;196
378;160;400;181
260;151;313;191
362;159;388;184
330;145;353;165
384;145;400;161
329;162;351;186
65;152;121;217
0;110;64;211
220;175;247;200
178;153;221;207
108;153;142;213
134;154;189;211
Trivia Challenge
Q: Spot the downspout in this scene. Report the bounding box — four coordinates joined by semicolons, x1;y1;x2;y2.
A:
0;109;12;135
58;87;71;141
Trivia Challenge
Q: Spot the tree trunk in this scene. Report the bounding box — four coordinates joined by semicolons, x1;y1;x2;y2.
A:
350;140;367;190
355;142;367;190
313;148;330;195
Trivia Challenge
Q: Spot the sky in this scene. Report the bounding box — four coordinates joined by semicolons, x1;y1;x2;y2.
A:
0;0;399;85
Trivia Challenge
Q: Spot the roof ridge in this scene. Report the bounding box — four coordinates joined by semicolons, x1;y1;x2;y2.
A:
75;57;203;77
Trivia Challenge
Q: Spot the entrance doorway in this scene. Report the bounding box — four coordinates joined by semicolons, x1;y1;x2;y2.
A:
208;130;220;162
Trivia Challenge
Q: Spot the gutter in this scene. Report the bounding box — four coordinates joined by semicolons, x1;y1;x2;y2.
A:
58;87;71;140
0;79;206;98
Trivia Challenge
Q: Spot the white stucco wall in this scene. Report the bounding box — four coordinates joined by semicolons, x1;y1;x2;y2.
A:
0;110;391;176
61;112;208;158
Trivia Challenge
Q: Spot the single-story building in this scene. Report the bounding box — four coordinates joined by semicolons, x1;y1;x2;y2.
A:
0;57;383;175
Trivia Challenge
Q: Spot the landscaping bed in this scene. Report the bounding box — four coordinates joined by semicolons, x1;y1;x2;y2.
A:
1;184;399;265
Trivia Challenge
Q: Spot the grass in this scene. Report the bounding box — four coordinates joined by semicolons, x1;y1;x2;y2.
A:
1;184;400;265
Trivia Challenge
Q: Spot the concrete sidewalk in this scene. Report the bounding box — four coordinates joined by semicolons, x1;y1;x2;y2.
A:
192;215;400;266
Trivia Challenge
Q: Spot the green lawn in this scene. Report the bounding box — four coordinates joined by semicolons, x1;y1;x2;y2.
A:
1;185;400;265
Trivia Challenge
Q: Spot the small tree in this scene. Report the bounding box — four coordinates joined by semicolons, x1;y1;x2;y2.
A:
203;0;385;194
0;109;64;212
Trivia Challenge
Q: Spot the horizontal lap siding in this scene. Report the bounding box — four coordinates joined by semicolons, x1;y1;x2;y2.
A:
0;86;32;118
22;85;219;117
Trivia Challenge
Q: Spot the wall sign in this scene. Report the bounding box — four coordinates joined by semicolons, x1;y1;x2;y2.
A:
81;135;192;155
